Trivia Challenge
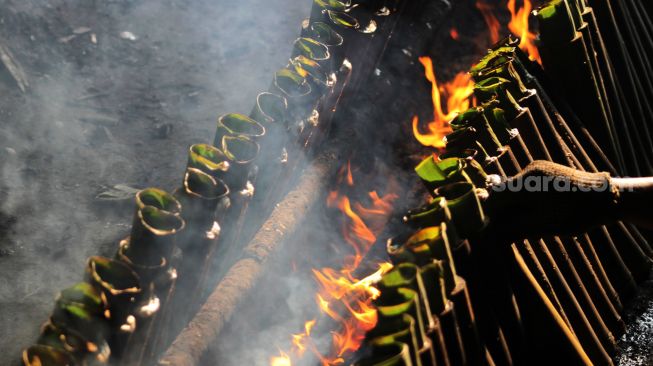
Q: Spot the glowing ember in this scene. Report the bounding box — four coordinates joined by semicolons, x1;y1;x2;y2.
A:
412;56;474;149
449;27;459;40
476;0;500;44
508;0;541;64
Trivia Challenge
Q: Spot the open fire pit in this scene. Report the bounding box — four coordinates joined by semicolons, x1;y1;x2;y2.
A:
2;0;653;365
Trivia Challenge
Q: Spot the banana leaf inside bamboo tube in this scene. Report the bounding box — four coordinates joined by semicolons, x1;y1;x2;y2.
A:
187;144;231;181
213;113;265;149
219;135;260;192
22;345;76;366
355;340;413;366
434;183;488;237
292;37;330;62
373;286;436;366
127;205;185;267
369;301;429;366
38;321;110;364
301;21;345;67
48;282;111;359
85;256;141;356
273;68;312;98
377;263;449;366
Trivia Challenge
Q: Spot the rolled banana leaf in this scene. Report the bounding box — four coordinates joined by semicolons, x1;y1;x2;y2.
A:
213;113;265;148
415;157;468;193
127;204;185;266
355;340;413;366
187;144;231;181
22;345;76;366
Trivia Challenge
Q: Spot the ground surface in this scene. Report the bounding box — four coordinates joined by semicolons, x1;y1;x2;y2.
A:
0;0;650;365
0;0;309;364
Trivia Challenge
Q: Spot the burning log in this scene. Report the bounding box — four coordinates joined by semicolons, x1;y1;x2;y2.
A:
158;150;337;366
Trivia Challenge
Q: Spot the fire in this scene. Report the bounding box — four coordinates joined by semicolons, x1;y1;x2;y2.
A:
270;351;292;366
272;162;397;366
508;0;542;64
292;319;316;356
412;56;474;149
476;0;500;44
314;263;393;363
449;27;459;40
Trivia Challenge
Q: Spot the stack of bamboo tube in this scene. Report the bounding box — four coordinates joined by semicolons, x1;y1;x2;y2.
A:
355;1;653;362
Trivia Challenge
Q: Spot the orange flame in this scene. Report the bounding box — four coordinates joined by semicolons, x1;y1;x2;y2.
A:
412;56;474;149
508;0;542;64
476;0;501;44
270;351;292;366
272;163;397;366
292;319;316;356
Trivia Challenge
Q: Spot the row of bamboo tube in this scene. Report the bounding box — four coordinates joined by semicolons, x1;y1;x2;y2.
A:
20;0;410;365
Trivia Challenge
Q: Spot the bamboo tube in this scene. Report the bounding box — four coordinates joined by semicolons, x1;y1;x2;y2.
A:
367;314;424;366
355;341;413;366
22;345;76;366
509;247;592;365
445;101;617;362
45;282;111;363
374;287;437;366
377;263;450;366
85;256;141;358
420;263;466;366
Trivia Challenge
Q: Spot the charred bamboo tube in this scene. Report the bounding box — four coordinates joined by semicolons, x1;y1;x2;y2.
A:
218;134;260;192
355;341;413;366
377;263;450;366
420;263;468;366
536;0;624;173
510;247;592;365
479;98;626;341
373;287;436;366
444;111;616;362
127;205;185;268
44;282;111;364
85;256;141;358
473;47;647;299
366;314;423;366
22;345;76;366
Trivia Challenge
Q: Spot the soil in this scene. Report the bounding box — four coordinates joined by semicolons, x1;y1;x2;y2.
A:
0;0;309;364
